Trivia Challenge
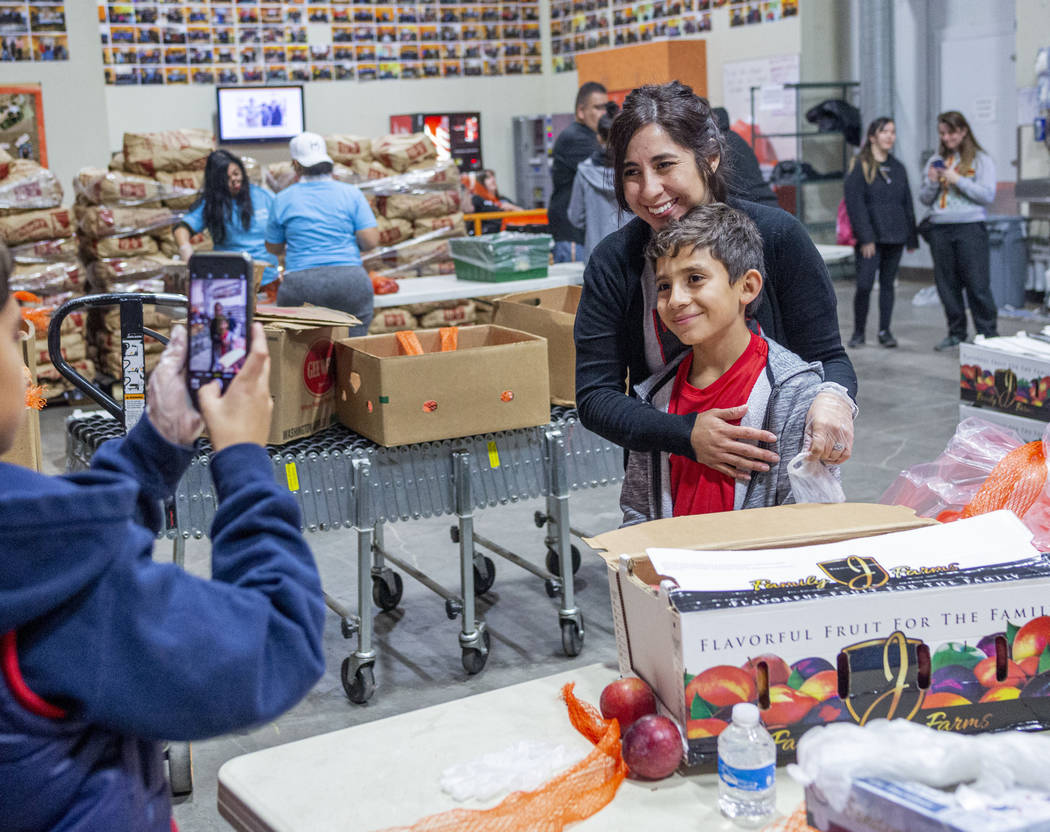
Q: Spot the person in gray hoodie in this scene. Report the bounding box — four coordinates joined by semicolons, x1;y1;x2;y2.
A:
618;204;834;526
567;102;631;256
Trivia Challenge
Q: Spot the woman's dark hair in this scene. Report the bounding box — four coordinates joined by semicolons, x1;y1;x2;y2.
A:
0;242;10;307
193;149;252;246
596;101;619;164
937;110;983;169
852;116;894;185
608;81;727;212
299;161;334;177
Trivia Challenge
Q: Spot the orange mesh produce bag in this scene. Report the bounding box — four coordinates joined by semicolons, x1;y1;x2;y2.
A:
376;683;628;832
937;441;1047;523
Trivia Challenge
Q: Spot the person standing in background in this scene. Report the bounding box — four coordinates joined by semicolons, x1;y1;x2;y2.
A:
843;117;917;349
919;110;999;351
470;169;521;234
549;81;608;263
710;106;779;208
567;101;630;255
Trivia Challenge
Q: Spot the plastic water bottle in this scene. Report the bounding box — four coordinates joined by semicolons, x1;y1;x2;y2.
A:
717;702;776;827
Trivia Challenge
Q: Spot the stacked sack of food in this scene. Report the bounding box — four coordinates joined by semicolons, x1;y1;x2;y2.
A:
74;129;216;382
0;148;90;399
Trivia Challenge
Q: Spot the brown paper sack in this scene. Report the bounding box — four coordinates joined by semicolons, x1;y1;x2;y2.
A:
351;158;397;181
75;204;179;239
371;133;438;173
123;128;215;176
381;190;462;221
155;170;204;210
367;307;419;334
412;212;465;237
0;161;64;212
74;167;165;206
418;300;476;328
326;134;373;164
0;206;73;245
81;233;159;259
376;216;413;247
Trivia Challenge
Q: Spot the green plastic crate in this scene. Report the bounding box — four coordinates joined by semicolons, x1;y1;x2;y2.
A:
449;232;551;282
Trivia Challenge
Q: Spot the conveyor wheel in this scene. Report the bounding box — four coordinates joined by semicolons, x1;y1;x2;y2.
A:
461;628;491;675
473;556;496;595
561;617;584;657
545;545;581;576
342;659;375;704
167;741;193;796
372;572;404;612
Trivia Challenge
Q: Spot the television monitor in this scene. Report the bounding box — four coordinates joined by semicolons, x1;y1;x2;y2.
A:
216;85;305;144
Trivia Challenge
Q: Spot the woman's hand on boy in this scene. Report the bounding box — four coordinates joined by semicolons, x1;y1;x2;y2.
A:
803;391;854;465
690;406;780;481
197;323;273;452
146;324;204;447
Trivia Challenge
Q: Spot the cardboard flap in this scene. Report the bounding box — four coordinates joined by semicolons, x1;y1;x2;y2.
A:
257;305;360;327
584;503;934;565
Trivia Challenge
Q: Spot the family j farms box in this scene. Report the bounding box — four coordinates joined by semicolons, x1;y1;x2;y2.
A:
493;285;580;406
258;306;360;446
586;504;1050;767
334;324;549;446
960;337;1050;425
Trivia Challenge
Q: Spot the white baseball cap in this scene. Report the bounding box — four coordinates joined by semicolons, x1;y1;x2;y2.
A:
289;132;333;167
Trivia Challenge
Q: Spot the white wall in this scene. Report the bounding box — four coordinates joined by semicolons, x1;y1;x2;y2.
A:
0;2;109;194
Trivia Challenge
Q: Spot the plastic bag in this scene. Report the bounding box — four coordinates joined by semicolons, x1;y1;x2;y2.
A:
788;452;845;504
835;198;856;247
439;740;583;803
788;719;1050;813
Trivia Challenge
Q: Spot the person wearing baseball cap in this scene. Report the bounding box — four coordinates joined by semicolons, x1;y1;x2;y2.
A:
265;131;379;333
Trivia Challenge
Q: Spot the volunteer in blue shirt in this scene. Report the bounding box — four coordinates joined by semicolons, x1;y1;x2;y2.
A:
175;149;279;298
265;132;380;334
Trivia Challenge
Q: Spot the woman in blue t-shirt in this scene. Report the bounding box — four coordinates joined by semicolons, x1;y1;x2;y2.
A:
175;150;280;299
265;132;380;334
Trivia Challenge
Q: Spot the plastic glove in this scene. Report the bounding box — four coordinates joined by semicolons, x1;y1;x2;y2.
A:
803;389;854;465
178;242;195;263
145;324;203;447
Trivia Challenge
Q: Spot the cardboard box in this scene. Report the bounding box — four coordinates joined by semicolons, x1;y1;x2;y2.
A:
806;778;1050;832
586;504;1050;767
335;324;549;446
960;339;1050;424
258;306;360;446
959;403;1045;443
493;285;579;406
1;319;41;471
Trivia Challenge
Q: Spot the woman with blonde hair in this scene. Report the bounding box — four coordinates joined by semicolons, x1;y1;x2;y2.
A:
843;117;917;348
919;111;998;351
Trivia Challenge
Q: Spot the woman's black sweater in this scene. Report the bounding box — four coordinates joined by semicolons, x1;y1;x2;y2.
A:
843;154;918;248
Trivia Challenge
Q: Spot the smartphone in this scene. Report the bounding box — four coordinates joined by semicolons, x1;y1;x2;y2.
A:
186;251;253;404
931;159;946;170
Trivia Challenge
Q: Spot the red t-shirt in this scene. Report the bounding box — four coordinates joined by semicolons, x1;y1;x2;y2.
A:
668;332;769;517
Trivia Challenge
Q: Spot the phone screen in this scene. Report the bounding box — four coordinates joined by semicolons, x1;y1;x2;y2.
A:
187;256;251;399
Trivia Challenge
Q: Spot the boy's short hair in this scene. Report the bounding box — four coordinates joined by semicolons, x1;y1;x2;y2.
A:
0;242;10;306
645;203;765;317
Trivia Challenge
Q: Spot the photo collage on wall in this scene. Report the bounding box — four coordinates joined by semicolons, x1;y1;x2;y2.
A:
99;0;542;86
0;2;69;63
551;0;795;73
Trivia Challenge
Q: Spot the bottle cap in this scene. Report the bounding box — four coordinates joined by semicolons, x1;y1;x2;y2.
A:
732;702;760;726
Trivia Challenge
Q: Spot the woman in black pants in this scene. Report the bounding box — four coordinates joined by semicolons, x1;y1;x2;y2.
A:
844;117;917;348
918;111;998;351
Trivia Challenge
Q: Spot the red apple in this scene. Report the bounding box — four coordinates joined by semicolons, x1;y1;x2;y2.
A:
685;665;757;709
741;654;791;687
760;685;818;727
599;677;657;731
1013;616;1050;662
686;718;728;739
974;656;1027;689
621;715;684;780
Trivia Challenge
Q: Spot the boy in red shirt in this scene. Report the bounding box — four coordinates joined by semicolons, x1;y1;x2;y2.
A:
620;203;832;524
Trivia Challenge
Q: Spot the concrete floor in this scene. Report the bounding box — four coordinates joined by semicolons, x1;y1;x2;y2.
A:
35;277;1040;831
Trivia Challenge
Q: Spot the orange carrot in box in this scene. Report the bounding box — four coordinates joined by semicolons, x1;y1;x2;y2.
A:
439;326;458;352
395;330;424;356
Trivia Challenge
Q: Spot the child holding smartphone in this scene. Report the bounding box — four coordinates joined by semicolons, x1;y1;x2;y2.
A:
0;241;326;831
619;204;834;525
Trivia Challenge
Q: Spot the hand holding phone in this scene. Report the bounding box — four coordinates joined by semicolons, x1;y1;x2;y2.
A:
186;251;253;407
197;322;273;451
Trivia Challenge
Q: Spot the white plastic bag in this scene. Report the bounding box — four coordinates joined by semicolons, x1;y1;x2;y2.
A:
788;452;845;504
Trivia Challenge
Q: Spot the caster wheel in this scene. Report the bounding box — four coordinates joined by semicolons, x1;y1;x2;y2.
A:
342;658;375;704
167;741;193;796
544;578;559;598
371;572;404;612
340;617;355;639
545;545;582;576
461;629;491;675
445;598;463;620
533;510;548;528
561;617;585;657
473;556;496;595
449;525;460;543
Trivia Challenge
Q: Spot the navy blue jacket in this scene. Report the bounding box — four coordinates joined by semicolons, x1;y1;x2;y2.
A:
0;417;325;831
574;201;857;459
843;154;918;248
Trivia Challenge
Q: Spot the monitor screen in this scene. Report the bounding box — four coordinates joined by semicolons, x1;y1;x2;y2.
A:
216;85;305;143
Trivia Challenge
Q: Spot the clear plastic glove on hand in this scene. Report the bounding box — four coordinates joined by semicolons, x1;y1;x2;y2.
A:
146;324;203;447
803;390;855;465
